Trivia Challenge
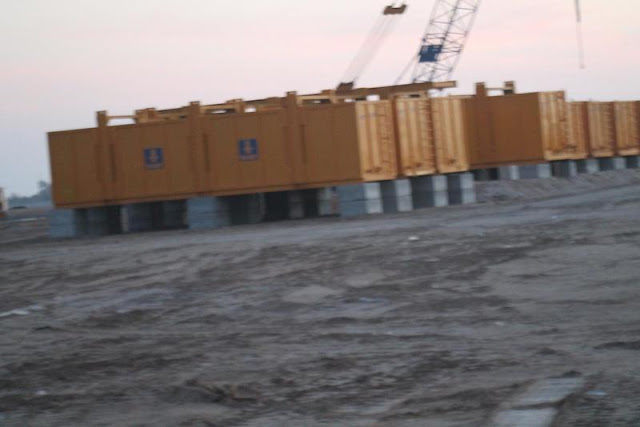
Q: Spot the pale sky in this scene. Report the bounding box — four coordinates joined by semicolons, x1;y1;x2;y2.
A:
1;0;639;196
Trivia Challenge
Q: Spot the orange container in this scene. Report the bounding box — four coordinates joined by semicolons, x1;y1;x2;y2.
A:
566;102;590;158
613;101;640;156
48;128;107;207
393;98;437;177
299;101;398;185
431;97;470;173
199;109;298;194
465;91;580;168
586;102;616;157
106;120;198;203
393;97;469;176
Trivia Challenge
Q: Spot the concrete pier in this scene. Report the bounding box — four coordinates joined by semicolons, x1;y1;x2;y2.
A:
228;194;264;225
598;157;626;171
337;183;383;218
498;165;520;180
624;155;640;169
551;160;578;178
49;206;121;238
380;179;413;213
576;159;599;174
519;163;552;179
187;197;232;230
125;203;157;233
446;173;476;205
410;175;448;208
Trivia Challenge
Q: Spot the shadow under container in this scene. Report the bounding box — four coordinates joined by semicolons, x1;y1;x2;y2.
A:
465;91;585;169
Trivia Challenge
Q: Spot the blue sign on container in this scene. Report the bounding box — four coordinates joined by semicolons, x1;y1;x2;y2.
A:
144;147;164;169
238;138;259;161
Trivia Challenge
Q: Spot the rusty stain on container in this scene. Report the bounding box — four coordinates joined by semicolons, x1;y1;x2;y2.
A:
613;101;640;156
586;102;617;157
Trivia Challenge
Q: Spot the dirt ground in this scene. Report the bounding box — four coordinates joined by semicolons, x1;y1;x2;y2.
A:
1;171;640;426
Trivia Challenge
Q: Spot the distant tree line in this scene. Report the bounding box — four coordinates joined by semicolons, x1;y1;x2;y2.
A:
8;181;52;207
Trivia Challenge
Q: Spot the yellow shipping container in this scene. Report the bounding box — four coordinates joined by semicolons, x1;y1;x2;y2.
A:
393;98;436;177
566;102;590;158
107;120;199;203
613;101;640;156
465;91;581;168
393;97;469;177
299;101;398;185
199;109;298;194
431;97;470;173
48;128;107;207
586;102;617;157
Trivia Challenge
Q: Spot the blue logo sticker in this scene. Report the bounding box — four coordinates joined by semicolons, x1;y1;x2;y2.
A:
238;138;259;161
144;147;164;169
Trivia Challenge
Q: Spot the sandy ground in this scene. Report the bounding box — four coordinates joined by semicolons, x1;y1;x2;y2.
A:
1;170;640;426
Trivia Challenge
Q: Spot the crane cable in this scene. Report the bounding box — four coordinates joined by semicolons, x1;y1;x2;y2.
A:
340;4;406;86
575;0;586;69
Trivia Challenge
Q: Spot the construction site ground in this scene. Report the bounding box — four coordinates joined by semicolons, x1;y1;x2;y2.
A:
1;169;640;426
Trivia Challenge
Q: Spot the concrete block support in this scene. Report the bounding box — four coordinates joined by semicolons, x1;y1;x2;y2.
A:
576;159;600;174
316;188;336;216
551;160;578;178
49;209;87;238
624;155;640;169
162;200;186;229
410;175;448;209
228;194;264;225
519;163;552;179
264;191;289;221
50;206;121;238
287;191;306;219
498;165;520;180
598;156;626;171
338;183;383;218
472;168;496;182
447;173;476;205
187;197;232;230
125;203;156;233
380;179;413;213
87;206;121;236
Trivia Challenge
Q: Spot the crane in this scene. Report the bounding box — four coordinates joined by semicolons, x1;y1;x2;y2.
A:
397;0;481;84
340;1;585;90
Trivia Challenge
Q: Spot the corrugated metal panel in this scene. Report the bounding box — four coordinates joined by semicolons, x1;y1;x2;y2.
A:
200;109;295;193
566;102;590;159
48;128;106;206
302;101;397;185
614;101;640;156
467;93;544;168
431;97;470;173
108;120;198;200
465;91;578;168
586;102;616;157
393;98;436;176
540;92;583;159
356;101;397;181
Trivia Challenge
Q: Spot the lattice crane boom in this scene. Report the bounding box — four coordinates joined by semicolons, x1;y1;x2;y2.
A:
397;0;481;84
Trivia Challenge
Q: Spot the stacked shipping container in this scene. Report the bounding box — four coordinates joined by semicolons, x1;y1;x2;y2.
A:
48;84;639;210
